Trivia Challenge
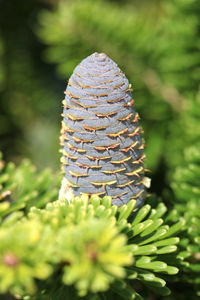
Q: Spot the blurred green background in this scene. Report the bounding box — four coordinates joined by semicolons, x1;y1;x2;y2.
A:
0;0;199;194
0;1;200;299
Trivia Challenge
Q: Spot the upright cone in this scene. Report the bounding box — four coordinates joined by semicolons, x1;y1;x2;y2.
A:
60;53;147;206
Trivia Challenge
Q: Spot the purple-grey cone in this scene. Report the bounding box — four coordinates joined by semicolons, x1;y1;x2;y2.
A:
60;53;147;206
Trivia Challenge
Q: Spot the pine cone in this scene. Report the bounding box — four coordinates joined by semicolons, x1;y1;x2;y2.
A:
60;53;147;206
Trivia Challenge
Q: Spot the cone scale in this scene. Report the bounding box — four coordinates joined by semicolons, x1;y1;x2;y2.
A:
60;53;146;206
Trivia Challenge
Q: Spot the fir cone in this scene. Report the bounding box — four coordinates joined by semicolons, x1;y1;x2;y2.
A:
60;53;148;206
